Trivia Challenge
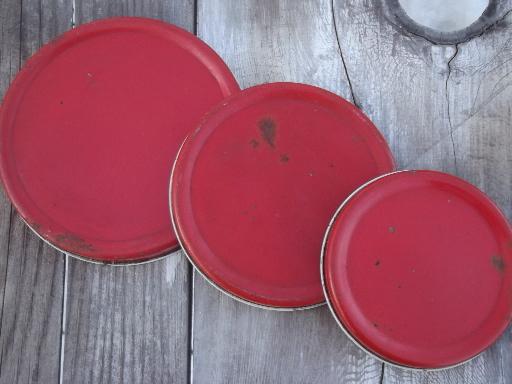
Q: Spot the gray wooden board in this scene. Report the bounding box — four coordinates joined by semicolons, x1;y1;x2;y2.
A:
61;2;193;384
333;0;512;382
62;255;190;384
0;0;71;383
192;1;383;383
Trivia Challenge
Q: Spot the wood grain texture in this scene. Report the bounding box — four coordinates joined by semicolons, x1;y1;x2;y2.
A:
62;254;190;384
0;1;71;383
192;1;383;383
197;0;352;96
74;0;193;30
333;0;512;382
192;285;383;384
333;0;458;173
61;1;194;383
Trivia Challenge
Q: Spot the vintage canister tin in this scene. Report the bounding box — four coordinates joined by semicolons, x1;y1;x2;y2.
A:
170;82;395;309
0;17;239;263
322;170;512;369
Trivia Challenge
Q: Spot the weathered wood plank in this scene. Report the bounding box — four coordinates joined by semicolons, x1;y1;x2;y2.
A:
333;0;512;382
198;0;352;96
192;285;384;384
192;1;383;383
61;2;194;383
63;255;190;384
334;0;458;173
75;0;194;31
0;0;72;383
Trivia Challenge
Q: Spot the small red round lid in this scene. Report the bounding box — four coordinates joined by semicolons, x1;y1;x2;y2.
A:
0;17;239;262
322;170;512;368
171;82;395;308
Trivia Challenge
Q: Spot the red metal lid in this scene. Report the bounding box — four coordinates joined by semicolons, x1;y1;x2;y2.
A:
322;170;512;368
0;17;239;262
171;82;395;308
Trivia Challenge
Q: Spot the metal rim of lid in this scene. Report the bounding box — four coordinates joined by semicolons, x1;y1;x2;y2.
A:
0;17;240;264
383;0;504;45
170;82;396;310
320;170;512;370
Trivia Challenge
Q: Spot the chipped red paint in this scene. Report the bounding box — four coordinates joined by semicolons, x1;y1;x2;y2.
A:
0;17;239;262
323;170;512;368
171;82;395;308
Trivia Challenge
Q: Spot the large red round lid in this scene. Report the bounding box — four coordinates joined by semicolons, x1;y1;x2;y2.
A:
171;82;395;308
0;17;239;262
322;170;512;368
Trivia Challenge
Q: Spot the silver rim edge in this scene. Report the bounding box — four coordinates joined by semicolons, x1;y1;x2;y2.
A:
320;169;482;371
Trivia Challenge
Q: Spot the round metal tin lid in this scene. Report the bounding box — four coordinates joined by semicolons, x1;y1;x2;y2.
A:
171;82;395;308
322;170;512;368
0;17;239;263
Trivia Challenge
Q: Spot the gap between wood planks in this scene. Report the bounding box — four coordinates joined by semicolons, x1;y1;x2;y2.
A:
187;3;199;384
57;3;75;384
0;207;13;375
58;254;69;384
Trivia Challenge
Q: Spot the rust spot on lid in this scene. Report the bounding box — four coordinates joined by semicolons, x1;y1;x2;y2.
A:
258;117;276;148
55;233;94;252
374;260;381;267
491;255;506;273
249;139;259;148
280;154;289;163
388;226;396;233
30;222;41;232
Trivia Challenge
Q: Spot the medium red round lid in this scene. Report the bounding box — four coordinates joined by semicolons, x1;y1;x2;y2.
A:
322;170;512;368
171;82;395;308
0;17;239;262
